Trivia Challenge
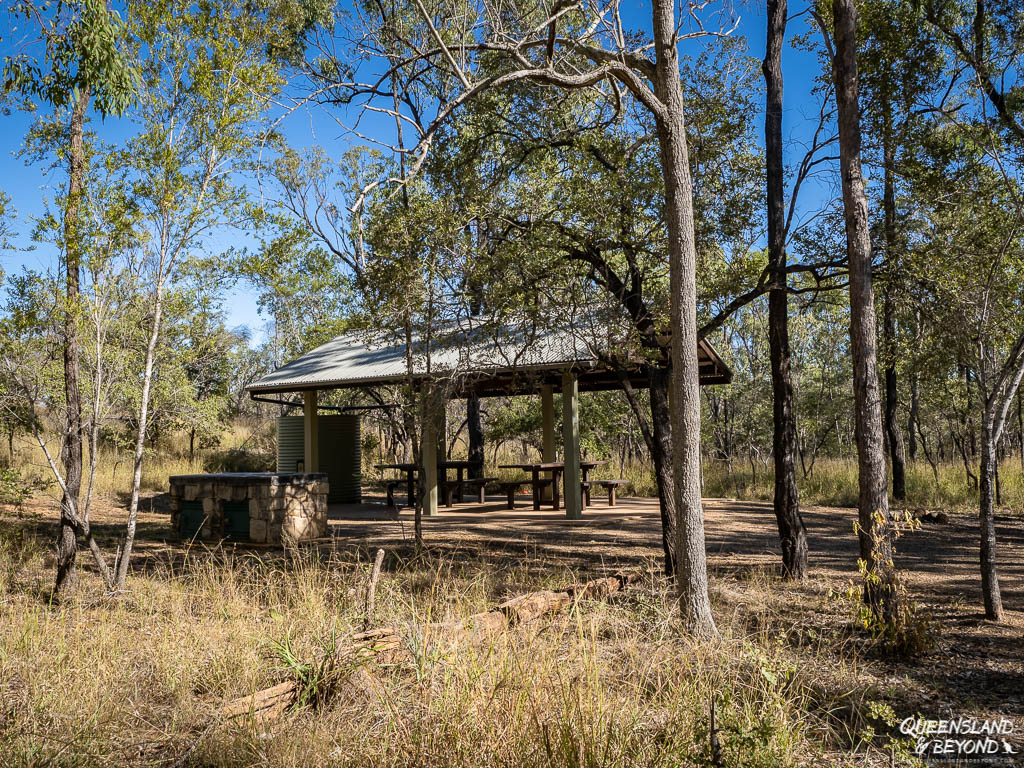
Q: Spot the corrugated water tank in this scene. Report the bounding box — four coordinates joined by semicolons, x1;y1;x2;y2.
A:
276;414;362;504
277;416;306;474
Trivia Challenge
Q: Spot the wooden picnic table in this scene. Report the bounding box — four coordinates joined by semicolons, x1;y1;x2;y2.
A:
437;460;477;504
374;462;418;507
374;460;482;507
498;460;606;511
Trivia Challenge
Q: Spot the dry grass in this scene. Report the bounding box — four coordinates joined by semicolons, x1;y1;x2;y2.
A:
1;503;979;768
1;430;1020;766
702;457;1024;511
3;420;267;507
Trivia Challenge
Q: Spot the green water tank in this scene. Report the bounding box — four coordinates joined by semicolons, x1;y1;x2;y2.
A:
276;413;362;504
276;416;306;473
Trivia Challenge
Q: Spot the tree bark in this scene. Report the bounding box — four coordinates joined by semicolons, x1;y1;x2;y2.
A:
651;0;716;635
763;0;808;580
973;334;1024;621
882;126;906;501
978;420;1003;620
467;247;485;478
831;0;898;619
467;393;483;478
1017;389;1023;469
908;308;921;461
55;88;90;600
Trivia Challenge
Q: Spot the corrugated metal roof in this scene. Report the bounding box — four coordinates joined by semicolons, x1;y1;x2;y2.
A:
248;322;731;394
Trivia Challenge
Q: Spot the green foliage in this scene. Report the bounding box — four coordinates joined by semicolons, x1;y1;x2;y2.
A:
839;511;935;659
0;466;48;509
0;190;15;253
269;627;370;711
853;700;920;763
260;0;335;64
2;0;138;117
236;213;356;360
841;579;935;660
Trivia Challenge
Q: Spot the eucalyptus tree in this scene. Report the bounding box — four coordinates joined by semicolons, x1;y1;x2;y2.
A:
911;0;1024;621
237;220;355;362
119;295;240;462
857;0;943;503
0;190;14;252
709;283;856;487
905;141;1024;622
3;0;136;598
356;167;516;546
443;37;853;580
0;160;139;592
105;0;302;589
761;0;823;578
0;192;23;460
579;70;758;567
284;0;748;632
817;0;899;619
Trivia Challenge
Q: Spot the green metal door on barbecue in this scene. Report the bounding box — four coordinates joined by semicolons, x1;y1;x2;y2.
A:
223;501;250;541
180;501;204;539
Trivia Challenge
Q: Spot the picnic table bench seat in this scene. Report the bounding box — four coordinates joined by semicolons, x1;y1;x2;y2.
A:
579;478;628;507
596;479;627;506
445;477;497;506
579;479;593;506
493;478;552;509
385;479;405;508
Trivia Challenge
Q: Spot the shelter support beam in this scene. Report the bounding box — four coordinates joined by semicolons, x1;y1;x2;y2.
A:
541;385;556;500
562;372;582;519
303;390;319;473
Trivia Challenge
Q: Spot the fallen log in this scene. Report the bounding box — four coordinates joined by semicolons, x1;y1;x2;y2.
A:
220;681;297;721
221;568;646;724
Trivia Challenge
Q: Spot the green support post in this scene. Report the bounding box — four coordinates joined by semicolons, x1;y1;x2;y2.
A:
561;371;581;519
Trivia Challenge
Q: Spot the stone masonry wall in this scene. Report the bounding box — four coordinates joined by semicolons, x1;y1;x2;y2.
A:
169;473;329;545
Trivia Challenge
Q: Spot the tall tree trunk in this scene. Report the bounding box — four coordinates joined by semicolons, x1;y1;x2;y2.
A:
763;0;808;580
114;278;166;589
649;366;678;576
907;373;919;461
908;307;921;461
882;126;906;501
831;0;898;619
404;314;423;550
978;417;1003;620
467;394;483;477
883;297;905;499
55;89;90;600
1017;389;1022;469
651;0;715;635
974;336;1024;622
467;274;485;478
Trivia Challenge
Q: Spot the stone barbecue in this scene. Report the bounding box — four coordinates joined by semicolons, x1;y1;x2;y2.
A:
168;473;329;545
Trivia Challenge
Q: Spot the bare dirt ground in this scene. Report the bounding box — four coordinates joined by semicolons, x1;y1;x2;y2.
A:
4;490;1023;751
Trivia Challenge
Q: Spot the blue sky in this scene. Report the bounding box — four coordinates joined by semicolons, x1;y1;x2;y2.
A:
0;1;829;343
